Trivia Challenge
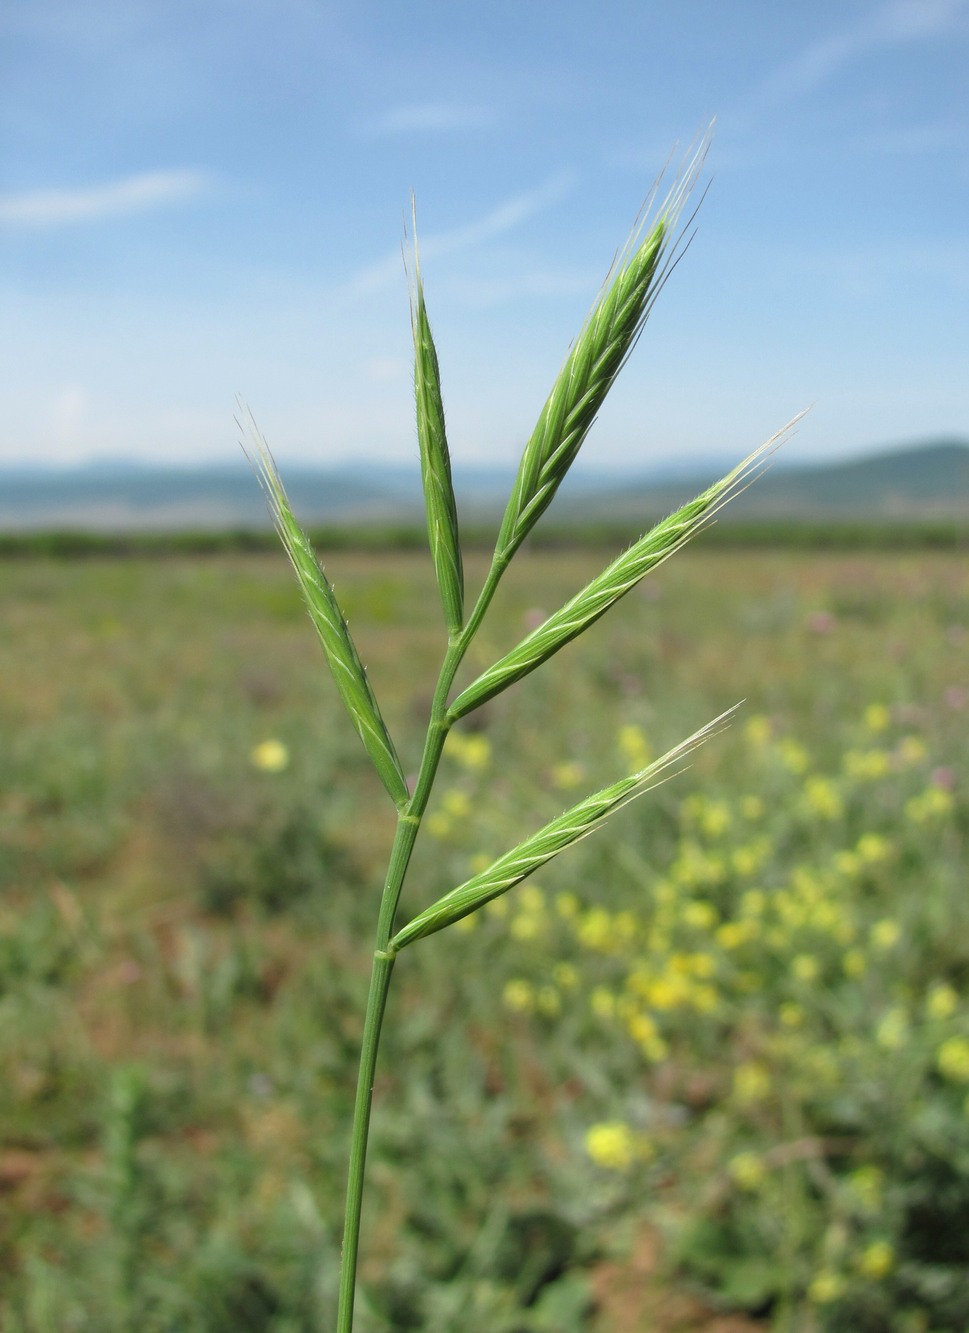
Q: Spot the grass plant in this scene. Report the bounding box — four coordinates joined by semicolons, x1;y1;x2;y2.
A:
243;137;798;1331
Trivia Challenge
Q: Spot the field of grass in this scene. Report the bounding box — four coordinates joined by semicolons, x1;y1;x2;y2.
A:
1;546;966;1331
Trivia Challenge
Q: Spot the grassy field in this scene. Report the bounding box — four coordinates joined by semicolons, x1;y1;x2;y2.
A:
1;546;966;1331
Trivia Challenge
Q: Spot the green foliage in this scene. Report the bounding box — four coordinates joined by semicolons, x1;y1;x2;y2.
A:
1;548;966;1328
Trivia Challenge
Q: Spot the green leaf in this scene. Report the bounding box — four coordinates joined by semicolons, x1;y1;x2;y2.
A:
242;409;409;808
389;709;737;952
449;421;799;722
409;215;464;635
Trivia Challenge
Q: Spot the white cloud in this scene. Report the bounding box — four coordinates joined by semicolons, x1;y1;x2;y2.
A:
367;103;497;135
755;0;969;104
445;269;596;309
346;171;578;295
0;169;211;227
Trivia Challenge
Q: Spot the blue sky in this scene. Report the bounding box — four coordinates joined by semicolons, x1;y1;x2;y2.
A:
2;0;967;473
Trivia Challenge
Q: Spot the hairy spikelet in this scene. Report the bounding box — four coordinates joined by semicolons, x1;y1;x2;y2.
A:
409;217;464;635
493;137;708;565
389;709;736;951
450;420;799;721
241;410;409;808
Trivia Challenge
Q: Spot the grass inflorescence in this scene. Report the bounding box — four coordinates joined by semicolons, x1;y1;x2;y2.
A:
241;133;803;1331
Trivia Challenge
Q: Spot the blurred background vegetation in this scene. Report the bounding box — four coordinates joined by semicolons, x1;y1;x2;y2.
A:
1;539;966;1330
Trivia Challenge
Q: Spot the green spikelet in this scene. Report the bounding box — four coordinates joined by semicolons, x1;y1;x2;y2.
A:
389;709;736;952
451;422;798;721
409;216;464;636
493;141;707;567
242;410;409;808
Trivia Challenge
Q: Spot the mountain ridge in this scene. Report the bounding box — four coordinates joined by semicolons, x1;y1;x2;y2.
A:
0;439;966;531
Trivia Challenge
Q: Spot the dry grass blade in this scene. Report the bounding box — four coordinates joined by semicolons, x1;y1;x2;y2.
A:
390;708;737;951
450;419;800;721
241;409;409;808
493;135;709;566
408;216;464;635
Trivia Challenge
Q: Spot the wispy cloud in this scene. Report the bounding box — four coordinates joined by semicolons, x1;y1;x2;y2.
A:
0;169;211;227
346;170;578;295
849;120;965;155
754;0;969;104
366;103;497;136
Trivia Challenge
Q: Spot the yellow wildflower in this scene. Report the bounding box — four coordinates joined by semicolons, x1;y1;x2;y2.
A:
779;1002;804;1028
716;921;751;950
448;731;491;770
844;749;891;781
731;839;771;877
617;723;651;771
584;1121;646;1171
733;1062;771;1104
502;979;534;1013
744;715;772;748
627;1012;668;1060
897;734;926;766
551;760;584;789
576;907;614;952
857;833;892;864
740;889;767;917
792;954;820;983
834;849;861;878
906;786;954;824
864;703;891;733
926;983;959;1021
683;900;717;930
510;912;541;941
846;1165;884;1214
808;1271;846;1304
780;738;810;774
842;948;867;978
803;775;843;820
590;987;617;1019
555;891;580;919
741;794;765;820
728;1151;766;1191
857;1241;894;1280
699;800;731;839
875;1007;909;1050
251;739;289;772
870;918;901;951
518;884;545;914
937;1036;969;1083
442;788;471;819
553;962;579;991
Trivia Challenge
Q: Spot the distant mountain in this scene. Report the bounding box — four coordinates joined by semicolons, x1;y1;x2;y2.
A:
559;439;969;524
0;440;966;531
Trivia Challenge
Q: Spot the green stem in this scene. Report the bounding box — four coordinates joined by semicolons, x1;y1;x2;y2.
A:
335;557;513;1330
336;950;394;1333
